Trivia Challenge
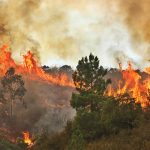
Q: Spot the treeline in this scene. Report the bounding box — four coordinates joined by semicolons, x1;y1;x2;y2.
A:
31;54;150;150
1;54;150;150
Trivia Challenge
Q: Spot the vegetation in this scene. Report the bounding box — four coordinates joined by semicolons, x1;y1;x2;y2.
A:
30;54;146;150
1;67;26;117
86;121;150;150
68;54;143;148
0;55;150;150
0;140;22;150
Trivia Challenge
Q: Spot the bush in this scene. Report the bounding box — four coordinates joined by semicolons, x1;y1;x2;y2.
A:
0;140;22;150
68;127;85;150
31;132;68;150
71;95;143;141
86;121;150;150
100;96;143;134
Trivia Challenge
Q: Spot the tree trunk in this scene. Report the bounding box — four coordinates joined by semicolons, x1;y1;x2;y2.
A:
10;98;13;117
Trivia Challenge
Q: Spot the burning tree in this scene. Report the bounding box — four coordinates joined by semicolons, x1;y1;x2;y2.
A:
1;67;26;117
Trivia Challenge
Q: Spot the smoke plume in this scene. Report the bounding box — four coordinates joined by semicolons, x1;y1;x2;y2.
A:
0;0;149;68
0;0;149;137
118;0;150;66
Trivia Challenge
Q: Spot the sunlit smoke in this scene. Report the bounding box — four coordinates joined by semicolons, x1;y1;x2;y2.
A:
0;0;149;68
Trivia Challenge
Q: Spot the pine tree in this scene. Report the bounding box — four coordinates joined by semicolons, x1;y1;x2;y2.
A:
71;53;111;112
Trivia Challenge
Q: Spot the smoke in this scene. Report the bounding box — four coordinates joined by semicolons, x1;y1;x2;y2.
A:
0;0;149;136
3;77;76;135
0;0;77;64
0;0;149;68
119;0;150;43
118;0;150;67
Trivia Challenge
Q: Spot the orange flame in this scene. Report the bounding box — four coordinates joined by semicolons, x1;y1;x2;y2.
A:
106;62;150;107
0;45;74;87
145;67;150;75
1;45;150;107
22;131;33;146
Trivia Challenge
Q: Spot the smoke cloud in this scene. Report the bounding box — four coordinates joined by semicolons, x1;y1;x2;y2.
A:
119;0;150;66
0;77;75;136
0;0;149;68
0;0;149;137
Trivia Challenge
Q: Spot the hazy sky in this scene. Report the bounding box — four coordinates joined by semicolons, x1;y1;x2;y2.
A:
0;0;149;69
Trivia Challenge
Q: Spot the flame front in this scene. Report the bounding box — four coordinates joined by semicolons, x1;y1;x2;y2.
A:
22;131;33;146
1;45;150;107
106;62;150;107
0;45;74;87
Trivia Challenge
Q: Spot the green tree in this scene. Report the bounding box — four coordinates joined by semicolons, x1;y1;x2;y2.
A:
71;54;142;141
100;94;142;135
1;67;26;117
68;127;85;150
71;53;110;112
73;53;110;95
71;54;111;139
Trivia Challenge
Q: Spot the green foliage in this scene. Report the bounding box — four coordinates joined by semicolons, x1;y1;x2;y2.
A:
86;121;150;150
71;92;106;112
30;49;147;149
74;110;103;139
68;127;85;150
71;54;111;140
71;95;142;140
100;95;143;134
71;53;110;112
73;53;110;94
71;54;143;142
0;140;22;150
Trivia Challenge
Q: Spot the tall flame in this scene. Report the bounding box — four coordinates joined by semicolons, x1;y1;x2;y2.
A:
1;45;150;107
0;45;74;87
106;62;150;107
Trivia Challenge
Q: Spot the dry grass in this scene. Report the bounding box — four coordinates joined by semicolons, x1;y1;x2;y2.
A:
86;122;150;150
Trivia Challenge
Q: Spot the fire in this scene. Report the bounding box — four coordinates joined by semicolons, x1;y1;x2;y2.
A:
0;45;16;74
22;131;33;146
23;51;37;73
0;45;74;87
1;44;150;107
106;62;150;107
145;67;150;75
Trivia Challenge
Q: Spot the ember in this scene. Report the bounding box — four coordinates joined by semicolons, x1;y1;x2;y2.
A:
22;131;33;146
